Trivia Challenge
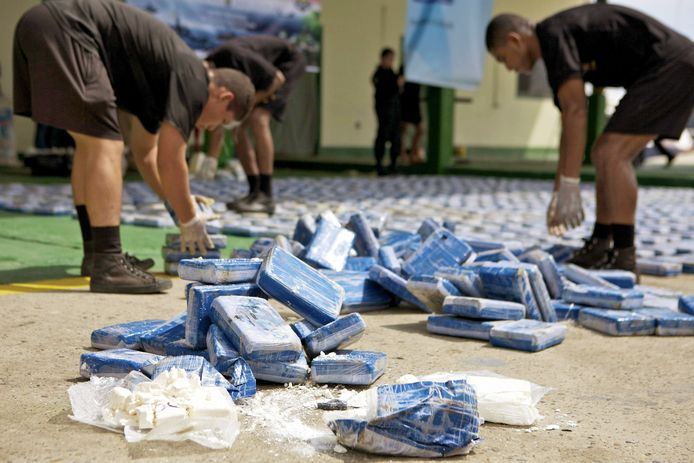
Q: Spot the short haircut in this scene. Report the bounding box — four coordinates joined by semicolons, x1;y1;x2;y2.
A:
485;13;532;50
212;68;255;121
381;47;395;59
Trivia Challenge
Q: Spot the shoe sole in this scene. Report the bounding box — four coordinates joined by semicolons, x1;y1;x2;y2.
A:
90;278;172;294
81;262;156;278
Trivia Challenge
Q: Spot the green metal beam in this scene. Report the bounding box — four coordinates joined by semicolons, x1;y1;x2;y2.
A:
425;86;455;174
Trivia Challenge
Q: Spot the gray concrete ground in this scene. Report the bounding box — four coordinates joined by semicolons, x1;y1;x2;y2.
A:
1;275;693;463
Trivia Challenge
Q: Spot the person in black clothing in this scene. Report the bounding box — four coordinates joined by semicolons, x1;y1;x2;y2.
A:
398;65;425;165
13;0;255;293
486;4;694;272
372;48;403;176
202;36;306;214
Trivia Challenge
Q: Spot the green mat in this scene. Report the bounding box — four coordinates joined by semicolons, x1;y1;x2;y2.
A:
0;211;255;284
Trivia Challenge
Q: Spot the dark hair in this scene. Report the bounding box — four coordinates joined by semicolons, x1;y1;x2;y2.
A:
485;13;532;50
380;47;395;59
211;68;255;121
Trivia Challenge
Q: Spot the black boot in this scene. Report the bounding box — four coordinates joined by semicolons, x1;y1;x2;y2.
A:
601;246;637;274
90;253;171;294
81;242;154;277
567;237;612;269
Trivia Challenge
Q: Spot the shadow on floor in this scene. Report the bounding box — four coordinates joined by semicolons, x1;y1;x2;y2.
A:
0;265;82;285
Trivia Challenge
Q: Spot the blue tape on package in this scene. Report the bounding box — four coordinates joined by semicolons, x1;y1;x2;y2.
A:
405;275;461;313
442;296;525;320
247;354;310;384
563;285;644;310
322;270;392;312
475;264;543;321
519;248;564;299
303;220;355;271
292;214;317;246
635;308;694;336
434;267;484;297
257;246;344;326
162;248;222;262
150;355;233;392
402;229;474;277
588;269;636;289
347;212;380;257
637;259;683;277
311;350;387;385
489;319;567;352
178;258;263;284
206;324;256;399
427;315;511;340
290;319;317;340
521;263;558;322
416;218;442;240
327;380;479;457
378;246;402;274
552;301;589;321
578;308;656;336
474;248;519;263
140;313;187;355
344;256;377;272
368;265;429;312
561;263;619;289
680;296;694;315
303;313;367;358
80;348;163;379
90;319;165;350
212;296;303;362
186;283;263;350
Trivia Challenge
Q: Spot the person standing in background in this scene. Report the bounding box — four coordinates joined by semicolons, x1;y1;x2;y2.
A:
372;48;403;176
398;65;425;165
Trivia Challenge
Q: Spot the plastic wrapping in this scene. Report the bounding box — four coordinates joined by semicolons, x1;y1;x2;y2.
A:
292;213;316;245
680;296;694;315
636;285;682;311
257;246;344;326
551;301;588;321
290;319;317;340
80;348;163;378
563;284;644;310
578;308;656;336
519;248;564;299
211;296;303;362
327;379;479;457
344;256;377;271
635;308;694;336
311;350;387;385
90;319;164;350
637;258;683;277
434;267;484;297
475;263;543;321
521;263;558;322
150;355;232;392
177;258;263;284
561;263;619;289
347;212;380;257
402;229;474;277
140;313;187;355
416;218;442;240
322;270;392;312
588;269;636;289
368;265;429;312
489;319;567;352
442;296;525;320
186;283;262;350
247;354;310;384
378;245;402;274
303;220;355;271
303;313;366;358
405;275;461;313
427;315;510;340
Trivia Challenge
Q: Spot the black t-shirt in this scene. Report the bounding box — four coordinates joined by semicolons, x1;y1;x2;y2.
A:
536;4;693;106
398;66;420;109
206;41;279;92
44;0;209;137
372;67;399;107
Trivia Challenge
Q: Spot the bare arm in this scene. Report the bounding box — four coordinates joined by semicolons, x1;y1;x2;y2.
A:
129;116;166;198
555;78;588;188
206;126;225;160
157;122;196;224
255;70;286;104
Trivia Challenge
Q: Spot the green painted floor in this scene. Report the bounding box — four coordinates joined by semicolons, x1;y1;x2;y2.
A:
0;211;255;284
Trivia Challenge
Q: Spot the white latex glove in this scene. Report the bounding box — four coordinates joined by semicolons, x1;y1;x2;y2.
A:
546;175;585;236
199;156;218;180
166;195;219;225
180;213;214;255
188;151;206;177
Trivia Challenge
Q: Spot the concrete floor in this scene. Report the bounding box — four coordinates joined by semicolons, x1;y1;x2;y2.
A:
1;274;693;463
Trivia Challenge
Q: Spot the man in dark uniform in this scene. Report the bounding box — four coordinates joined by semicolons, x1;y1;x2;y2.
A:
201;36;306;214
372;48;403;176
14;0;255;293
486;4;694;272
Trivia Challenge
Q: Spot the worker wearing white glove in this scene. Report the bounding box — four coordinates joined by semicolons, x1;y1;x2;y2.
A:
546;176;585;236
180;212;214;255
199;155;218;180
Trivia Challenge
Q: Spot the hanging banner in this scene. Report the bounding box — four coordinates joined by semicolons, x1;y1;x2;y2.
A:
403;0;494;89
128;0;321;71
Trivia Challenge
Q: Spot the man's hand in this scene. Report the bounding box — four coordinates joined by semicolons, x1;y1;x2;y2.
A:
166;194;219;225
180;213;213;255
199;156;218;180
547;176;585;236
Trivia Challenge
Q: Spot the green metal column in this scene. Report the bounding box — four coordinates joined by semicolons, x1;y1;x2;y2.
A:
584;87;607;164
425;86;455;174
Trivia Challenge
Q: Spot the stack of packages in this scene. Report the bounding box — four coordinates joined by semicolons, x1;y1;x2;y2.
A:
551;263;694;336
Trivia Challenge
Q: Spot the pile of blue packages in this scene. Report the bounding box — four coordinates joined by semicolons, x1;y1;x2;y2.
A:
311;350;387;385
327;379;480;457
489;319;568;352
402;229;474;277
90;319;164;350
206;325;257;399
578;309;656;336
162;233;227;276
79;349;163;378
303;313;367;358
178;258;262;284
474;263;543;321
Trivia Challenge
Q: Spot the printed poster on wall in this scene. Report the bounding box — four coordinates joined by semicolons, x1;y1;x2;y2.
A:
128;0;321;72
404;0;494;89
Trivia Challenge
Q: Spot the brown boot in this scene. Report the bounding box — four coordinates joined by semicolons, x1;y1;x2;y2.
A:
567;237;612;269
601;246;637;274
81;250;155;277
90;253;171;294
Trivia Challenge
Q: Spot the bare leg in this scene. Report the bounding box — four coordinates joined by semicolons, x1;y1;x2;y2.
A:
399;122;409;159
250;107;274;175
236;120;259;176
411;122;425;161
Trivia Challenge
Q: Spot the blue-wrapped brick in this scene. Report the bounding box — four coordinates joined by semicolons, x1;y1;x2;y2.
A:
578;308;655;336
303;313;366;358
489;319;567;352
310;350;387;385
